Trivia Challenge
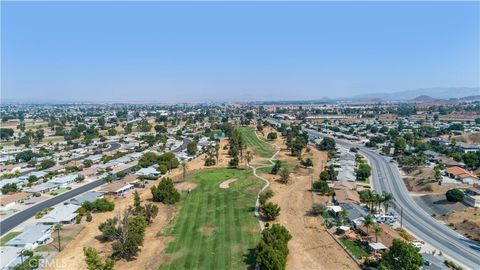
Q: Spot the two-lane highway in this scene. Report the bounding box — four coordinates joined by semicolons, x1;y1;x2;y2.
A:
302;127;480;269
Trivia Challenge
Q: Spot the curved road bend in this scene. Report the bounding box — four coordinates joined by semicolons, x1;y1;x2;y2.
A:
303;128;480;269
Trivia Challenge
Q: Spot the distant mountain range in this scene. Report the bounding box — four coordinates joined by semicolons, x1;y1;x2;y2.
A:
346;87;479;101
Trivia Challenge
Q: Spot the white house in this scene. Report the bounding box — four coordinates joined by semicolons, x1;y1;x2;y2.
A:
5;224;52;250
0;246;23;269
50;174;79;188
38;203;80;224
101;181;134;196
135;166;160;178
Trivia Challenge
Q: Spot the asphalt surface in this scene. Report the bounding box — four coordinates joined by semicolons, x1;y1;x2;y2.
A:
0;178;106;235
302;127;480;269
105;142;121;152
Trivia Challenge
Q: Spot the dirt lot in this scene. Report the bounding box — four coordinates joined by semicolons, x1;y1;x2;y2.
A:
454;132;480;144
438;207;480;242
259;130;358;270
402;167;469;194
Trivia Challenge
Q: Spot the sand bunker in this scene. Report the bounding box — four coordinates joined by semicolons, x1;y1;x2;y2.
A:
219;178;237;189
175;182;198;192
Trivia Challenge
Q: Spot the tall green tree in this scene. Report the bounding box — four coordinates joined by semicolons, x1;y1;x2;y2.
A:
151;177;180;204
379;239;423;270
83;247;115;270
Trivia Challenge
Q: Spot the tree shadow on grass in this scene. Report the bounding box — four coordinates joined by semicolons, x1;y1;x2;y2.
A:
243;248;256;269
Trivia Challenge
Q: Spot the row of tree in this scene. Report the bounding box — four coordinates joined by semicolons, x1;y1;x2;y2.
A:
358;190;394;214
228;128;245;168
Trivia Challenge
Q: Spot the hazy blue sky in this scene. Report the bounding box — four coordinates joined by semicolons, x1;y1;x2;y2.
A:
2;1;479;102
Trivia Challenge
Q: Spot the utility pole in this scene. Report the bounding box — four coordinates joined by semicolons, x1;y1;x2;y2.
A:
400;207;403;229
56;224;62;252
19;249;25;265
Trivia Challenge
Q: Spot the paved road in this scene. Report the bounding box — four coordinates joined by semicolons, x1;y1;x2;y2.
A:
105;142;121;152
302;127;480;269
0;178;106;235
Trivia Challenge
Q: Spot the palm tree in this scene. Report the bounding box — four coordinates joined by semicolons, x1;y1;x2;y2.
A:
363;214;374;235
373;224;382;243
360;190;375;213
181;162;187;181
373;193;382;214
382;192;394;214
245;150;253;168
215;143;220;166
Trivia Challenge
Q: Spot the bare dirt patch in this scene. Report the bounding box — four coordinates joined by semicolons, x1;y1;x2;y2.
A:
175;181;198;192
219;178;237;189
200;224;215;234
402;167;469;194
454;132;480;144
438;207;480;242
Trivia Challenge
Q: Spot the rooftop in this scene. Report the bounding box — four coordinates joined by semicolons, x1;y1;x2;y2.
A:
6;224;52;247
38;203;79;223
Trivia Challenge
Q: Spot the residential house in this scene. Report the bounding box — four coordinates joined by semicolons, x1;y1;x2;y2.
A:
0;192;32;208
437;157;465;168
20;171;47;181
334;189;361;205
38;203;80;224
23;182;58;194
70;191;105;206
5;224;52;250
358;223;401;248
135;166;160;178
456;143;480;153
445;166;479;184
340;202;369;229
333;180;356;190
464;186;480;207
0;177;27;191
50;174;79;188
0;246;23;269
100;181;134;196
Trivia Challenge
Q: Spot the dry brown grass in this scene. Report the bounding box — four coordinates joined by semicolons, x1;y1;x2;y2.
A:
261;130;359;270
438;208;480;242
